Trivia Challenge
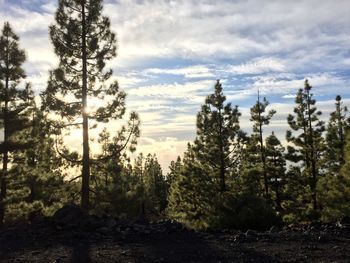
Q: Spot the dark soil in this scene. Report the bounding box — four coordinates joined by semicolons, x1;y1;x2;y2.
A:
0;207;349;262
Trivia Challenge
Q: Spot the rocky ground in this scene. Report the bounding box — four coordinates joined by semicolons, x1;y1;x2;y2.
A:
0;205;349;262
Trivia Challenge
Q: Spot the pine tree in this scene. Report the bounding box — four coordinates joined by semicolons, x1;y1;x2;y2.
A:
133;153;146;218
318;131;350;220
318;97;350;220
168;81;253;229
167;144;214;229
250;93;276;197
131;153;166;217
194;80;241;192
286;80;325;212
167;81;279;230
143;154;167;214
0;22;33;225
7;106;66;220
324;95;350;175
166;156;182;194
265;132;286;211
42;0;140;210
239;135;263;195
282;166;308;224
88;128;140;216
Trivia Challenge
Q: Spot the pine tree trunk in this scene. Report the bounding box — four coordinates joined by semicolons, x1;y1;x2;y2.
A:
139;170;146;220
29;182;35;203
311;159;317;210
337;101;345;165
218;109;226;192
219;161;226;192
275;177;281;211
306;90;317;211
259;125;268;197
271;157;281;210
0;150;8;226
0;75;9;226
80;1;90;211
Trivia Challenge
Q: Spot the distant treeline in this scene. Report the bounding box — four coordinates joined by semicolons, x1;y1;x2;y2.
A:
0;0;349;230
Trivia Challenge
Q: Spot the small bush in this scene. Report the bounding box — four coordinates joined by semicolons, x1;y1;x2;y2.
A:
212;192;281;231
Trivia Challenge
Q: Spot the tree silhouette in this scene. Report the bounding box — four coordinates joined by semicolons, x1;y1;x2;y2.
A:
250;93;276;197
324;95;350;176
265;132;285;211
42;0;139;210
286;80;325;211
194;80;241;192
0;22;33;225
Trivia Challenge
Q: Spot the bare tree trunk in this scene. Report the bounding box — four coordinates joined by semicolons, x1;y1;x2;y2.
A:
81;1;90;211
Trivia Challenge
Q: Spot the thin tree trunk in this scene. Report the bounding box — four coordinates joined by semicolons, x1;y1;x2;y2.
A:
257;94;268;197
218;109;226;192
259;122;268;197
0;150;8;226
273;157;282;211
81;1;90;210
275;177;281;210
139;167;146;220
0;71;9;226
29;182;35;203
336;100;345;165
306;89;317;210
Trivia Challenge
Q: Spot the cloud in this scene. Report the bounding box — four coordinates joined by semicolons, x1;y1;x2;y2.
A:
250;73;350;97
145;65;215;79
40;2;57;13
228;58;286;75
134;136;189;172
282;94;295;99
102;0;350;67
127;79;213;100
1;0;350;171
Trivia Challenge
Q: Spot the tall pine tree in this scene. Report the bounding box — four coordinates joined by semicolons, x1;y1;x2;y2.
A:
265;132;286;211
0;22;33;225
286;80;325;212
324;95;350;176
42;0;139;210
319;131;350;220
194;80;241;192
250;93;276;197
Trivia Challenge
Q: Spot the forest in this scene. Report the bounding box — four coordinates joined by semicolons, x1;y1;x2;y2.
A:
1;0;350;235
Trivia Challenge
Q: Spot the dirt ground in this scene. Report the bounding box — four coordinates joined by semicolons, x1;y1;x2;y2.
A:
0;218;349;263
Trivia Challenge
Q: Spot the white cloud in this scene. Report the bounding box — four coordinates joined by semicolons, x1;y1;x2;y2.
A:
228;58;286;75
127;80;213;100
102;0;350;67
282;94;295;99
145;65;215;79
250;73;349;97
40;2;57;13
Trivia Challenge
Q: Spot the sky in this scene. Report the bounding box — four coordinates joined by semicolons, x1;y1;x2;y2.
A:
1;0;350;172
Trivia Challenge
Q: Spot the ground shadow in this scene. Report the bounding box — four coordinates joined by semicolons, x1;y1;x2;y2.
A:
0;224;288;262
71;242;91;263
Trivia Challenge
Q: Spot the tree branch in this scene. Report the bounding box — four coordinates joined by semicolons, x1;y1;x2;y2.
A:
55;135;82;164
